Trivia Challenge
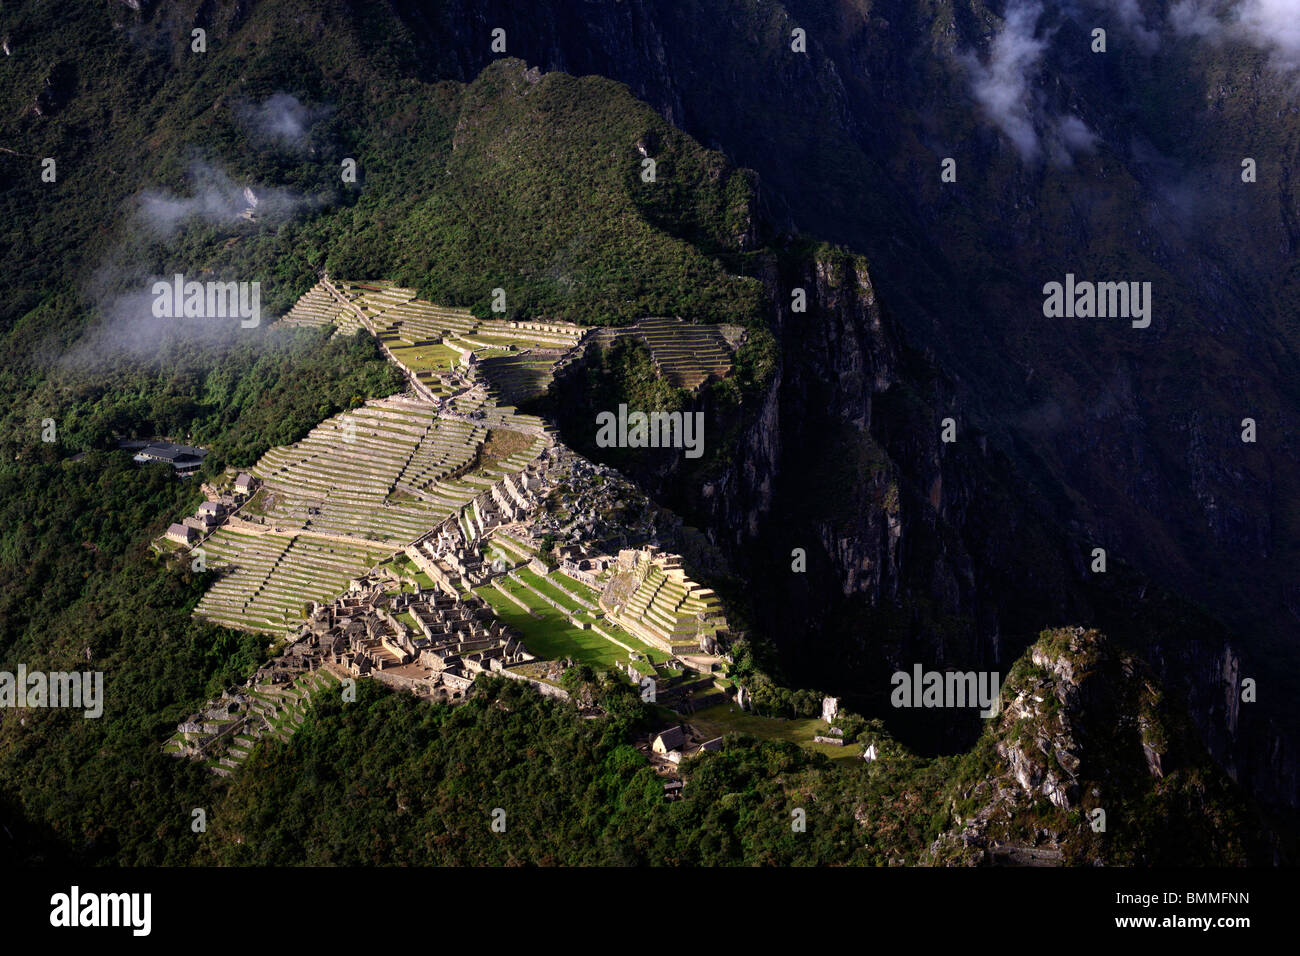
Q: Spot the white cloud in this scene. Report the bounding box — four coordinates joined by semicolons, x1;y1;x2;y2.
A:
137;161;315;237
1099;0;1161;52
1171;0;1300;74
237;92;332;151
1236;0;1300;72
1045;119;1099;167
1168;0;1222;37
968;1;1051;159
965;1;1098;162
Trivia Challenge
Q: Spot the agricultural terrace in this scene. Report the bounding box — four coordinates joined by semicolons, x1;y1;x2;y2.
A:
284;279;587;406
193;393;545;635
590;317;739;390
281;279;738;402
165;667;342;775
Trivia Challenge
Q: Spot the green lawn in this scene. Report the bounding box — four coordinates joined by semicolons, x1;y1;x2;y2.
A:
515;567;590;613
475;578;632;670
551;569;604;604
385;555;435;590
489;533;533;563
598;620;670;665
688;704;863;763
466;334;527;348
388;342;460;372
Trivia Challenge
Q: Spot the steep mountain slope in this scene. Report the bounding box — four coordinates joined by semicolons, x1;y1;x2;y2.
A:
925;626;1259;865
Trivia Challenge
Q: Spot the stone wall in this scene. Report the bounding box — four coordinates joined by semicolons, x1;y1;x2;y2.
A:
494;666;571;701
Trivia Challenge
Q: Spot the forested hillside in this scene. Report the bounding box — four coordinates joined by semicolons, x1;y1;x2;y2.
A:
0;0;1285;865
0;0;781;864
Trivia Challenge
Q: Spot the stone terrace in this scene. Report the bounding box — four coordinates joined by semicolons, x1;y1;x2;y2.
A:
193;394;546;635
165;644;343;774
279;281;363;335
251;396;488;541
601;548;730;655
195;529;388;634
587;317;738;390
279;279;736;399
446;388;549;435
284;278;586;406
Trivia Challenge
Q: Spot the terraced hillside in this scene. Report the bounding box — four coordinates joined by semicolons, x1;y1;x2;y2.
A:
194;530;381;635
602;552;729;655
282;279;587;405
583;318;738;390
193;394;547;635
164;665;342;776
472;350;565;406
447;389;549;435
344;281;479;398
619;317;737;389
279;280;737;402
474;567;664;672
279;282;363;335
252;396;488;538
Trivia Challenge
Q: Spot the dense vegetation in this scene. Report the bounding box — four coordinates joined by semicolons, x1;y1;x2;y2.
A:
12;327;401;461
0;0;786;865
204;654;1258;867
1;0;769;344
0;326;402;865
344;65;769;326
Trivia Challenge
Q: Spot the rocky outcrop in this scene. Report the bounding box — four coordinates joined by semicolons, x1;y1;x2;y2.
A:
923;627;1260;866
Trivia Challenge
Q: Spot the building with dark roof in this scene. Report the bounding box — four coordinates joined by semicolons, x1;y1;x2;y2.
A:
652;725;686;754
131;441;207;475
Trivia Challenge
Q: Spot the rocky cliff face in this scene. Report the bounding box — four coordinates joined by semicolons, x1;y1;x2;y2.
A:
656;243;1098;750
924;627;1261;866
711;241;1294;817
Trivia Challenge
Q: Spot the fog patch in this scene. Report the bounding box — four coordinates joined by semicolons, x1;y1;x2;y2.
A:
137;160;317;237
963;1;1098;163
60;268;273;371
1171;0;1300;76
1093;0;1161;52
237;92;333;151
